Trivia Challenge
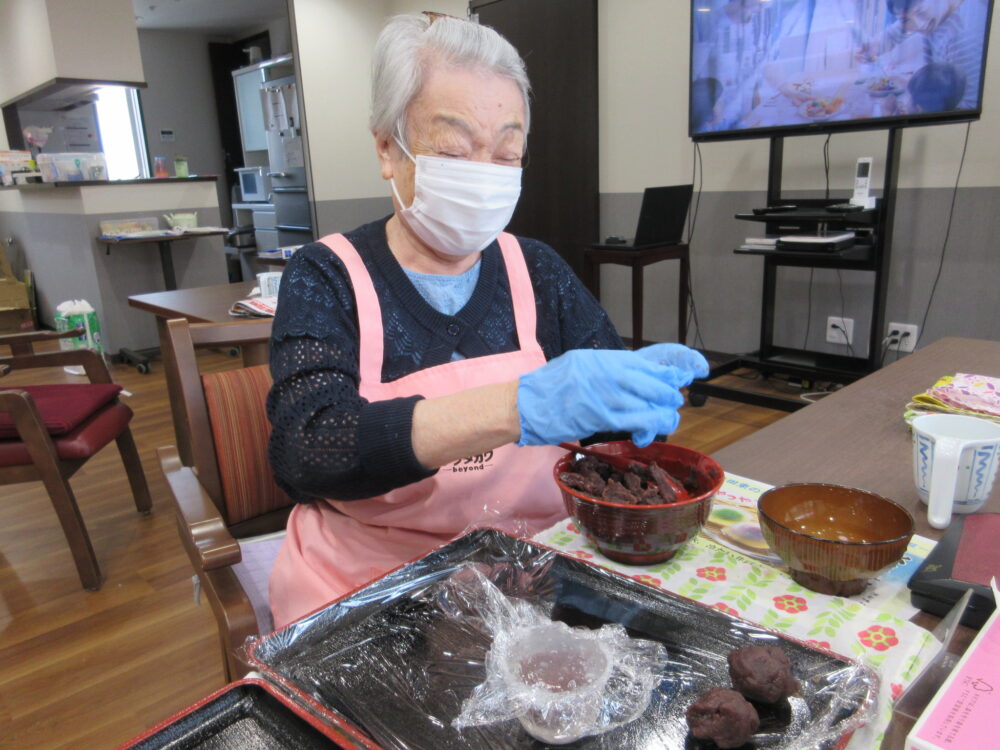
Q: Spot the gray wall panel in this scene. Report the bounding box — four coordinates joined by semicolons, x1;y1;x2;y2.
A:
314;197;393;237
599;187;1000;358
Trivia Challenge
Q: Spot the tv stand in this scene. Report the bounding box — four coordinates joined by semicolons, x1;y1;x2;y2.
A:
688;130;901;412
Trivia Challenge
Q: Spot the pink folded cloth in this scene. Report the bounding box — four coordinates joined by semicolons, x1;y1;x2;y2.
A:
926;373;1000;417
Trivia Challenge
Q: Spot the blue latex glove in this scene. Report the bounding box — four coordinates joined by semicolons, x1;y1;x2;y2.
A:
517;344;706;448
634;343;709;379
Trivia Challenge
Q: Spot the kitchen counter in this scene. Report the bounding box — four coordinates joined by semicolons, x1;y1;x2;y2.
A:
0;177;228;353
0;176;218;190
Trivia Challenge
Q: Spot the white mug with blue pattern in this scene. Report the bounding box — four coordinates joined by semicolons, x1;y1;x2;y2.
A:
912;414;1000;529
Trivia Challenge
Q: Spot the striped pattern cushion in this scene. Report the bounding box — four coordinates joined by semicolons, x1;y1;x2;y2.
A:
202;365;292;524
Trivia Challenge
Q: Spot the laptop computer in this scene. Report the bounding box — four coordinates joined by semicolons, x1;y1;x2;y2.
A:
596;184;694;249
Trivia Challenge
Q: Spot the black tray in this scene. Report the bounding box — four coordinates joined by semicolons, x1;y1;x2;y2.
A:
120;678;358;749
250;530;876;750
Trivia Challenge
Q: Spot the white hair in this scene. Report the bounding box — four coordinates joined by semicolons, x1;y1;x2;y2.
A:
369;13;531;148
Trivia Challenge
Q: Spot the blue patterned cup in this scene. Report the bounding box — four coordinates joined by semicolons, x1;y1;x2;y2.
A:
912;414;1000;529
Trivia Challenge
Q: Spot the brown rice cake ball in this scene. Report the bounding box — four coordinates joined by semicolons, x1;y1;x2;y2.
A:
686;687;760;748
727;644;799;703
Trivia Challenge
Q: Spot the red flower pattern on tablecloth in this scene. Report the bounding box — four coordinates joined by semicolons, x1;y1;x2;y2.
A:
772;595;808;614
566;522;579;533
858;625;899;651
696;566;727;582
712;602;739;616
570;550;593;559
806;640;831;650
632;574;662;587
891;683;904;702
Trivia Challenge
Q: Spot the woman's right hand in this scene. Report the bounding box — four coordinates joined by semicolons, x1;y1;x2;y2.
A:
516;344;707;448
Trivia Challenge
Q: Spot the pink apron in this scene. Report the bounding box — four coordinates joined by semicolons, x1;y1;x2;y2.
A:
269;231;567;628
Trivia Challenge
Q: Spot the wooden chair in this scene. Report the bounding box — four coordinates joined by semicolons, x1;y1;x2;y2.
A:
156;317;293;680
0;329;152;590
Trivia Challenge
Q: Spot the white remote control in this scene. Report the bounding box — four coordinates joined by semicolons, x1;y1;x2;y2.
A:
851;157;876;209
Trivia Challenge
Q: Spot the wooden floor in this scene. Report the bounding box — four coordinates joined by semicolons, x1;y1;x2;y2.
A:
0;348;786;748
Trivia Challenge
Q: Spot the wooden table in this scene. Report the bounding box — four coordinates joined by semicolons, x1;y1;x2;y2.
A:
582;243;689;347
714;336;1000;747
129;281;271;466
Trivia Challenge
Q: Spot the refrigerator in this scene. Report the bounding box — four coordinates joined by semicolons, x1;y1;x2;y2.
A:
258;73;313;250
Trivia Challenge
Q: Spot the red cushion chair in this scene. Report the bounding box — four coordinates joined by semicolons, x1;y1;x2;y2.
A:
0;329;151;590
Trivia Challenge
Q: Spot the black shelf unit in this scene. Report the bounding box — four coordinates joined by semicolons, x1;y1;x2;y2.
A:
689;130;902;412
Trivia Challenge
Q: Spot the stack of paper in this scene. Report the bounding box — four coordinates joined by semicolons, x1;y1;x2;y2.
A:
740;236;780;251
229;296;277;318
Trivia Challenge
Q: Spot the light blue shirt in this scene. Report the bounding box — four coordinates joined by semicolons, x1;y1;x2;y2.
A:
404;261;481;361
403;261;481;316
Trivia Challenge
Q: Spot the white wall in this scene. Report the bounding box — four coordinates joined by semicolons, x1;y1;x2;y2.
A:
598;0;696;193
232;15;294;56
46;0;144;85
599;0;1000;193
292;0;387;203
388;1;467;16
269;15;293;56
137;30;227;191
290;0;468;205
0;0;57;104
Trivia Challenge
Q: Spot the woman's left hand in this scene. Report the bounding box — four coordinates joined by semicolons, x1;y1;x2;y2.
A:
634;343;709;379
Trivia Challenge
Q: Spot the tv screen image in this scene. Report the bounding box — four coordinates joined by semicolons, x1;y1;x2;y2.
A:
690;0;994;140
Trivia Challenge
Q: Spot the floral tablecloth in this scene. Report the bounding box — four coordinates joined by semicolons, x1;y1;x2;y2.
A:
533;472;943;749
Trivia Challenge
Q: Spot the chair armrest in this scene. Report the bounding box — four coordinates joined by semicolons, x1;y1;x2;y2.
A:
158;445;242;570
0;328;84;356
2;347;114;384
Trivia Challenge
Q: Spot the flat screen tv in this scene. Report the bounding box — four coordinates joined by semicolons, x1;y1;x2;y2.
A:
690;0;994;141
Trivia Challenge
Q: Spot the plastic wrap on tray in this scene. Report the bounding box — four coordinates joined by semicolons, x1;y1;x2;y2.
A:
246;529;878;750
445;566;668;743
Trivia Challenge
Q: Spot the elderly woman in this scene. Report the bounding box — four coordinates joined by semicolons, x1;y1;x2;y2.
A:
267;12;707;628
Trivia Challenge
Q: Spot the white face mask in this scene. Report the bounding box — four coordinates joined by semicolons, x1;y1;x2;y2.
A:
390;138;522;257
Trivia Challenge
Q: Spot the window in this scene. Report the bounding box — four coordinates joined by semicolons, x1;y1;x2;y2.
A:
95;86;150;180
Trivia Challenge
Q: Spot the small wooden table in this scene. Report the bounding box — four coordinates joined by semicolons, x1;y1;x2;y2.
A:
582;242;689;347
714;336;1000;748
98;230;229;291
129;281;270;465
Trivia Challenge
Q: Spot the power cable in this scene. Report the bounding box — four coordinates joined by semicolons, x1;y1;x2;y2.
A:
917;122;971;347
834;268;857;359
802;268;814;349
823;134;831;199
804;136;829;350
685;141;707;350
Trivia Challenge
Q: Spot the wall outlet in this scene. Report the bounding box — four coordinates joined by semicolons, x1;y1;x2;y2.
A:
887;322;919;352
826;316;854;345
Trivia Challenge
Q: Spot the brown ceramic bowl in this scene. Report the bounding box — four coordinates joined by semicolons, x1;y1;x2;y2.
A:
554;441;724;565
758;483;915;596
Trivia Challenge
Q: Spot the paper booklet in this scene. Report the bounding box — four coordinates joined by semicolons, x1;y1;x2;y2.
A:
229;296;277;317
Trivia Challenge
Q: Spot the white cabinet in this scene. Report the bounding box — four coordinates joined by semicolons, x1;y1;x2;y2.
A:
234;68;267;152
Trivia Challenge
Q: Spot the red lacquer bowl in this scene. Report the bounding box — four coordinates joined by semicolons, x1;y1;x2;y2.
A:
758;483;914;596
554;441;724;565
